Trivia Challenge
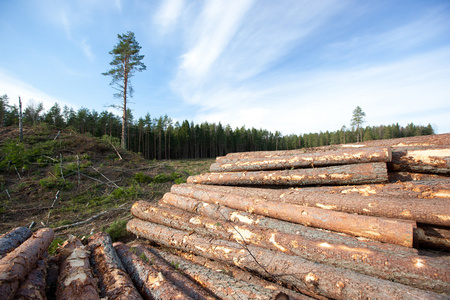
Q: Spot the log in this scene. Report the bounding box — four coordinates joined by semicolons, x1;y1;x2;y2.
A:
113;242;192;300
390;146;450;174
416;226;450;251
189;162;388;186
127;219;447;299
87;232;142;300
169;186;416;247
0;227;32;259
218;133;450;161
0;228;54;300
388;172;448;182
133;200;450;292
174;181;450;227
212;146;392;172
172;249;319;300
159;193;427;255
14;258;47;300
145;244;315;300
57;236;99;300
127;244;218;300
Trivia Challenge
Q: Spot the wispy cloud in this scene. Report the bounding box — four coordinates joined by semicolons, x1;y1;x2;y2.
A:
0;69;74;111
178;0;255;84
163;1;450;134
154;0;185;33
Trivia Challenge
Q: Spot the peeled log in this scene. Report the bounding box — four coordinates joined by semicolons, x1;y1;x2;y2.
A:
14;258;47;300
189;162;388;186
390;147;450;174
0;227;32;259
113;242;191;300
57;236;99;300
127;219;446;300
0;228;54;300
127;244;217;300
169;185;416;247
87;232;142;300
175;181;450;227
172;249;319;300
145;244;314;300
134;200;449;292
212;146;392;172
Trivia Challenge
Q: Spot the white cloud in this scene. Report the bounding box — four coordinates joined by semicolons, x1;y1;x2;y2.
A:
0;69;74;112
178;0;255;85
166;1;450;135
153;0;185;33
80;39;95;62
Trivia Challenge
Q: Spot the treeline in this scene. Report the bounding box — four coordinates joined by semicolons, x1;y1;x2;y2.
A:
0;96;435;160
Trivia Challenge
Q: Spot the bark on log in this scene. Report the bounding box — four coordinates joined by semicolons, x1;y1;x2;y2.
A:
212;147;392;172
0;228;54;300
57;236;99;300
14;258;47;300
189;162;388;187
172;249;319;300
174;180;450;227
87;232;142;300
134;200;449;292
390;147;450;174
416;226;450;251
127;243;218;300
388;172;448;182
160;193;440;257
113;242;192;300
0;227;32;259
145;244;315;300
218;133;450;161
127;219;447;300
169;186;416;247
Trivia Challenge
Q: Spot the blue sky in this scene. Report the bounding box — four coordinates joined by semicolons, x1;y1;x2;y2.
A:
1;0;449;135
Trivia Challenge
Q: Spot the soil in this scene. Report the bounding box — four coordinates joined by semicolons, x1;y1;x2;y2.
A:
0;125;213;241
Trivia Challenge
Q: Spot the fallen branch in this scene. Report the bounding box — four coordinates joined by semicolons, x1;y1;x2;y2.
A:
54;204;128;232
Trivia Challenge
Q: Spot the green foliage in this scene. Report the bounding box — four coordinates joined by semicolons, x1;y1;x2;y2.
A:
101;135;121;150
39;177;74;190
111;184;143;200
152;173;172;183
105;219;128;242
48;237;65;254
134;172;152;183
174;177;186;184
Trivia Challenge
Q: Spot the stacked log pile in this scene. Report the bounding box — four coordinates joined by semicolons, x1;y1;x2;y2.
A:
128;133;450;299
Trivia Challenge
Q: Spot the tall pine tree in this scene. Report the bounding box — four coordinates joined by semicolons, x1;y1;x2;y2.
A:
102;31;146;149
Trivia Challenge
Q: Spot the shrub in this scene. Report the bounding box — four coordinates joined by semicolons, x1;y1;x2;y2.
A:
152;173;172;183
105;219;128;242
134;172;152;183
